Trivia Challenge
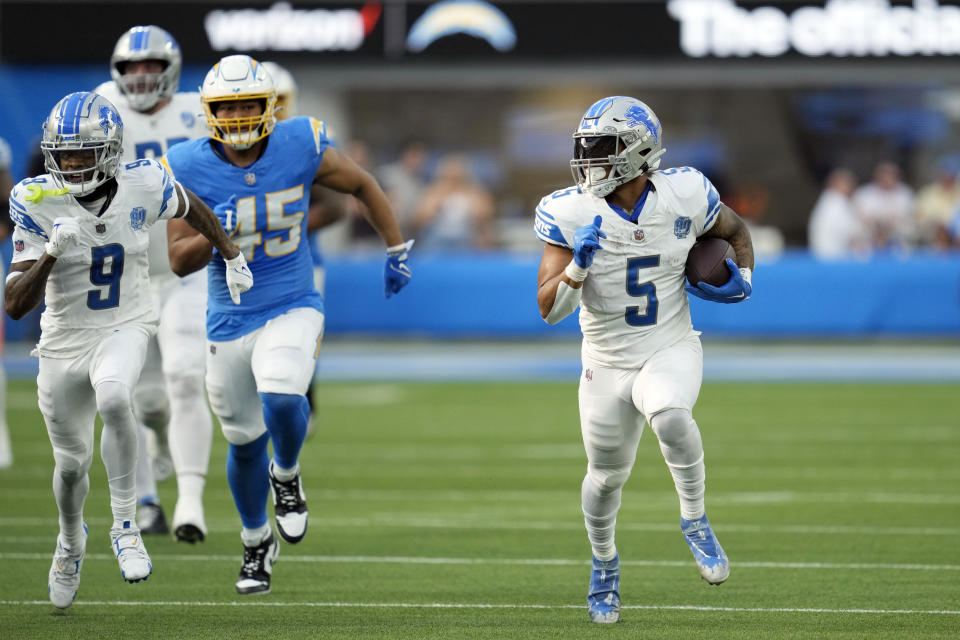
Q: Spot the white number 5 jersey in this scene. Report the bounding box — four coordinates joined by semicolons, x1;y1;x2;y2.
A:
535;167;721;369
8;159;185;358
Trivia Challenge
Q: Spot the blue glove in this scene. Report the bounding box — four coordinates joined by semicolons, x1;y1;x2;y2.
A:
573;215;607;268
686;258;752;304
384;239;414;298
214;195;239;237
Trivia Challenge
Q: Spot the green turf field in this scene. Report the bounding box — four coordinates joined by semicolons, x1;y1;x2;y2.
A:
1;379;958;639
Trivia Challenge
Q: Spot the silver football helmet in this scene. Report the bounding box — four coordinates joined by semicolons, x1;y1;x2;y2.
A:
41;92;123;196
261;61;298;121
200;55;277;149
570;96;666;198
110;25;182;112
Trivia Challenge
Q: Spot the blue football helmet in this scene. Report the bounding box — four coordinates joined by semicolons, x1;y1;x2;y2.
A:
41;92;124;196
571;96;666;198
110;25;182;112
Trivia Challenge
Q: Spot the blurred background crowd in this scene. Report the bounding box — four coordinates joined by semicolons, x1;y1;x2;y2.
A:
2;0;960;342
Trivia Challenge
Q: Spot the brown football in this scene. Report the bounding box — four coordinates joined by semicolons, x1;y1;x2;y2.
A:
685;238;736;287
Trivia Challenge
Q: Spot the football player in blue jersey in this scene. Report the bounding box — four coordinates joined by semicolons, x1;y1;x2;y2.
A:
164;55;412;595
535;96;754;623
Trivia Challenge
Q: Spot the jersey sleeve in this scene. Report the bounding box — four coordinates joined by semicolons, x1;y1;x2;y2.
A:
534;188;583;249
123;159;184;224
685;168;722;236
8;182;49;262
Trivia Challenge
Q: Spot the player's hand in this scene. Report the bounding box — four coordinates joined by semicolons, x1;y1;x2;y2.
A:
214;195;239;237
686;258;752;304
384;239;414;298
224;252;253;304
44;217;81;258
572;215;606;268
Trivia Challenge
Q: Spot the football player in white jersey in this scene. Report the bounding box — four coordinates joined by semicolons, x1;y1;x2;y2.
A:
535;96;754;624
5;91;251;609
95;25;212;541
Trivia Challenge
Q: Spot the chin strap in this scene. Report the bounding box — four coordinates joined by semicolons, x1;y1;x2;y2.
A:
24;184;69;204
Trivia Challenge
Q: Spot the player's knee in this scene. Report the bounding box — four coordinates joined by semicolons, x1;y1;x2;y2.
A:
585;465;631;494
167;374;205;407
649;408;696;447
53;447;93;483
95;381;134;426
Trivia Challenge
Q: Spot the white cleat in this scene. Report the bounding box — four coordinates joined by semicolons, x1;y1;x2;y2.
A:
48;524;88;609
110;521;152;583
268;461;308;544
172;495;208;544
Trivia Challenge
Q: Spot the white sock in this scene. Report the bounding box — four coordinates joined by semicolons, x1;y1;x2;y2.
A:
241;524;272;547
177;472;206;501
270;460;299;482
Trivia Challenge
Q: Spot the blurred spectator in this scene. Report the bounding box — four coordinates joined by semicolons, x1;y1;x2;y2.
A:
413;153;496;251
808;168;868;259
914;154;960;250
378;140;428;239
852;162;915;251
726;183;784;260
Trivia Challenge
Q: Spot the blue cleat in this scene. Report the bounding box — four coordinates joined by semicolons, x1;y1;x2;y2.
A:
587;554;621;623
681;514;729;585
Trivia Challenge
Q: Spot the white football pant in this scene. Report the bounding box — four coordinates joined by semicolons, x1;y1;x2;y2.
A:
38;326;150;540
578;334;707;559
205;307;324;446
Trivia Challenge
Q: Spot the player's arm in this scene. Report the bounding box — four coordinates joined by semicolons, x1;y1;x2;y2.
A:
4;258;53;320
313;147;412;297
167;187;234;276
688;203;754;303
312;146;404;247
5;213;83;319
307;185;346;232
697;202;755;270
537;243;584;323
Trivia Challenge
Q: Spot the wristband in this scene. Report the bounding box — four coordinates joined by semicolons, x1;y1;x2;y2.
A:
387;239;414;255
564;260;589;283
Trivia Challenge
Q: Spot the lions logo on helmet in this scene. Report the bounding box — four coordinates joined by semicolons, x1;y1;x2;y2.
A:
200;55;278;150
41;92;124;196
110;25;183;112
570;96;667;198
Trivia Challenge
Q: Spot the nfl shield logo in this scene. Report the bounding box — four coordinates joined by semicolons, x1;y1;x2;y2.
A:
96;223;106;234
129;207;146;231
244;172;256;185
14;240;23;251
585;369;593;382
633;228;645;241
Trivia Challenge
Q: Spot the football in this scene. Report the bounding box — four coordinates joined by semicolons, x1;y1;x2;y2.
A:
685;237;736;287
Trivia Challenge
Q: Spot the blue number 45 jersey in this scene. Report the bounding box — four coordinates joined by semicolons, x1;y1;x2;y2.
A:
162;116;329;340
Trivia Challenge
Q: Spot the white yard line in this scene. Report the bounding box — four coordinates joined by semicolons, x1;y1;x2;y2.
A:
2;552;958;572
1;516;958;537
0;599;957;615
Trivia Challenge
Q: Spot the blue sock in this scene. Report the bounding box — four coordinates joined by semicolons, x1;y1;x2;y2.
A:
259;392;310;470
226;432;270;529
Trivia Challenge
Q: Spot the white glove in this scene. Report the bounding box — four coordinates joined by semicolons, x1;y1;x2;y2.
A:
44;217;81;258
224;253;253;304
